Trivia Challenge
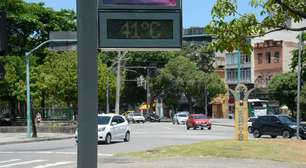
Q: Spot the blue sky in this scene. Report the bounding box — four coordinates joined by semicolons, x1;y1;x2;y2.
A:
26;0;258;28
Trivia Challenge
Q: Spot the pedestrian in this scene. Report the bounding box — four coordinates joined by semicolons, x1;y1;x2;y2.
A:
36;112;42;126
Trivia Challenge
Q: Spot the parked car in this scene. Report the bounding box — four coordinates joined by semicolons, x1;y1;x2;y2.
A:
75;113;130;144
186;114;211;130
144;112;161;122
0;112;12;126
248;117;257;133
173;112;189;125
127;112;145;123
252;115;306;139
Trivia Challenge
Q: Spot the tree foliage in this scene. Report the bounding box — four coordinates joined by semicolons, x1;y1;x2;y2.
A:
206;0;306;54
0;0;76;56
154;56;225;112
268;72;297;112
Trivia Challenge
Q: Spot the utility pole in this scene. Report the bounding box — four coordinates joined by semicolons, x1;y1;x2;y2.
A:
25;52;31;138
76;0;98;167
115;52;122;114
115;51;127;114
106;74;110;114
297;32;304;140
146;68;151;114
204;85;208;116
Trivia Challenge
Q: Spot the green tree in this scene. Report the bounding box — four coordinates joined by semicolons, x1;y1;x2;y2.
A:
194;72;226;108
206;0;306;54
182;42;215;73
0;0;76;56
154;56;225;112
268;72;297;114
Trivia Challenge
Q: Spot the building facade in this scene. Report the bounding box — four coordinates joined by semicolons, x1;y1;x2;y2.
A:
253;40;297;88
225;52;252;85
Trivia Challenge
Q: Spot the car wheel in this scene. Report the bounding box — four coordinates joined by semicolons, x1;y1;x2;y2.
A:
201;127;204;130
248;127;253;133
124;131;130;142
132;120;135;123
270;135;277;138
208;127;212;130
282;130;291;139
186;126;190;130
105;134;112;144
177;121;180;125
253;129;261;138
193;127;196;130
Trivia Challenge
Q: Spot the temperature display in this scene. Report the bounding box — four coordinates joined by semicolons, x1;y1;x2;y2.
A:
103;0;177;6
107;19;173;39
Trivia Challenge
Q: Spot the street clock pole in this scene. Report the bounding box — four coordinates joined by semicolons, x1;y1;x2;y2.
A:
76;0;98;168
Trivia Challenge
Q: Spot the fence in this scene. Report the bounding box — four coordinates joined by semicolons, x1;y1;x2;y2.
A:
33;108;76;121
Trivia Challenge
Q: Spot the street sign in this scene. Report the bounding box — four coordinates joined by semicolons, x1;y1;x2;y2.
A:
99;0;180;9
98;11;181;50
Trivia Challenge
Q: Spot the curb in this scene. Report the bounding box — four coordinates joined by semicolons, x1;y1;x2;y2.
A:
212;123;234;127
0;136;74;146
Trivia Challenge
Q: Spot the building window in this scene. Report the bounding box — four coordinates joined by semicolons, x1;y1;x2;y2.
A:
266;52;271;64
274;52;280;63
257;53;263;64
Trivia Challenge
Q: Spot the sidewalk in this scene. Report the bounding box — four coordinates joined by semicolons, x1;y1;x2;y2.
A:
98;156;306;168
0;133;74;145
211;118;235;127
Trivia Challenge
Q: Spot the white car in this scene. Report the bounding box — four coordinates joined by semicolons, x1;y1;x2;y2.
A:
127;112;145;123
173;112;189;125
248;117;257;133
75;114;130;144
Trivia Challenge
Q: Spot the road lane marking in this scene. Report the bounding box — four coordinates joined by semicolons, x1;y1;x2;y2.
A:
33;161;72;168
0;160;46;168
0;159;21;164
0;151;113;157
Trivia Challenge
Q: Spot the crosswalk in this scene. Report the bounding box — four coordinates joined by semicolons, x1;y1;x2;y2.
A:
0;159;72;168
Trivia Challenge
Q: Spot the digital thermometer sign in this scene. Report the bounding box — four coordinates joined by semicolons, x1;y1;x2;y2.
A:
103;0;177;6
100;0;180;9
107;19;173;39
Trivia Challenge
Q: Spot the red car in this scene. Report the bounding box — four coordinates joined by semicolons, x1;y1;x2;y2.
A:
186;114;212;130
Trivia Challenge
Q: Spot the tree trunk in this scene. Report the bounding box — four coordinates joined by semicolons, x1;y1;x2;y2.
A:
187;96;193;113
31;110;37;138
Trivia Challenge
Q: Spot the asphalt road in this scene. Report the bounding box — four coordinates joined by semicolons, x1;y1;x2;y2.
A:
0;122;234;168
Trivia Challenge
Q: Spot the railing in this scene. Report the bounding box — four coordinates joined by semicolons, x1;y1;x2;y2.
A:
33;108;76;121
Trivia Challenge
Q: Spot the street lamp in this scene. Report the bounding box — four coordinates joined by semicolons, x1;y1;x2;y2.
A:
25;39;77;138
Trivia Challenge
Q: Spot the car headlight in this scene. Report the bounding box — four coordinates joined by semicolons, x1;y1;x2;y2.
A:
289;125;297;129
98;127;106;132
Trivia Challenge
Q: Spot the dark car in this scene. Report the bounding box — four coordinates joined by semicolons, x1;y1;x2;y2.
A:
252;115;306;139
144;112;161;122
0;112;12;126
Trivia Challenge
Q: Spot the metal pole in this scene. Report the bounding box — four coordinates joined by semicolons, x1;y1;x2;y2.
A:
76;0;98;168
297;32;303;140
237;49;242;141
25;52;32;138
204;85;208;116
106;74;110;114
115;52;122;114
146;68;151;114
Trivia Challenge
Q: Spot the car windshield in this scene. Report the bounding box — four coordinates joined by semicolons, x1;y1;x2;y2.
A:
193;115;207;119
278;116;296;124
178;114;187;117
97;116;111;125
133;112;142;116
